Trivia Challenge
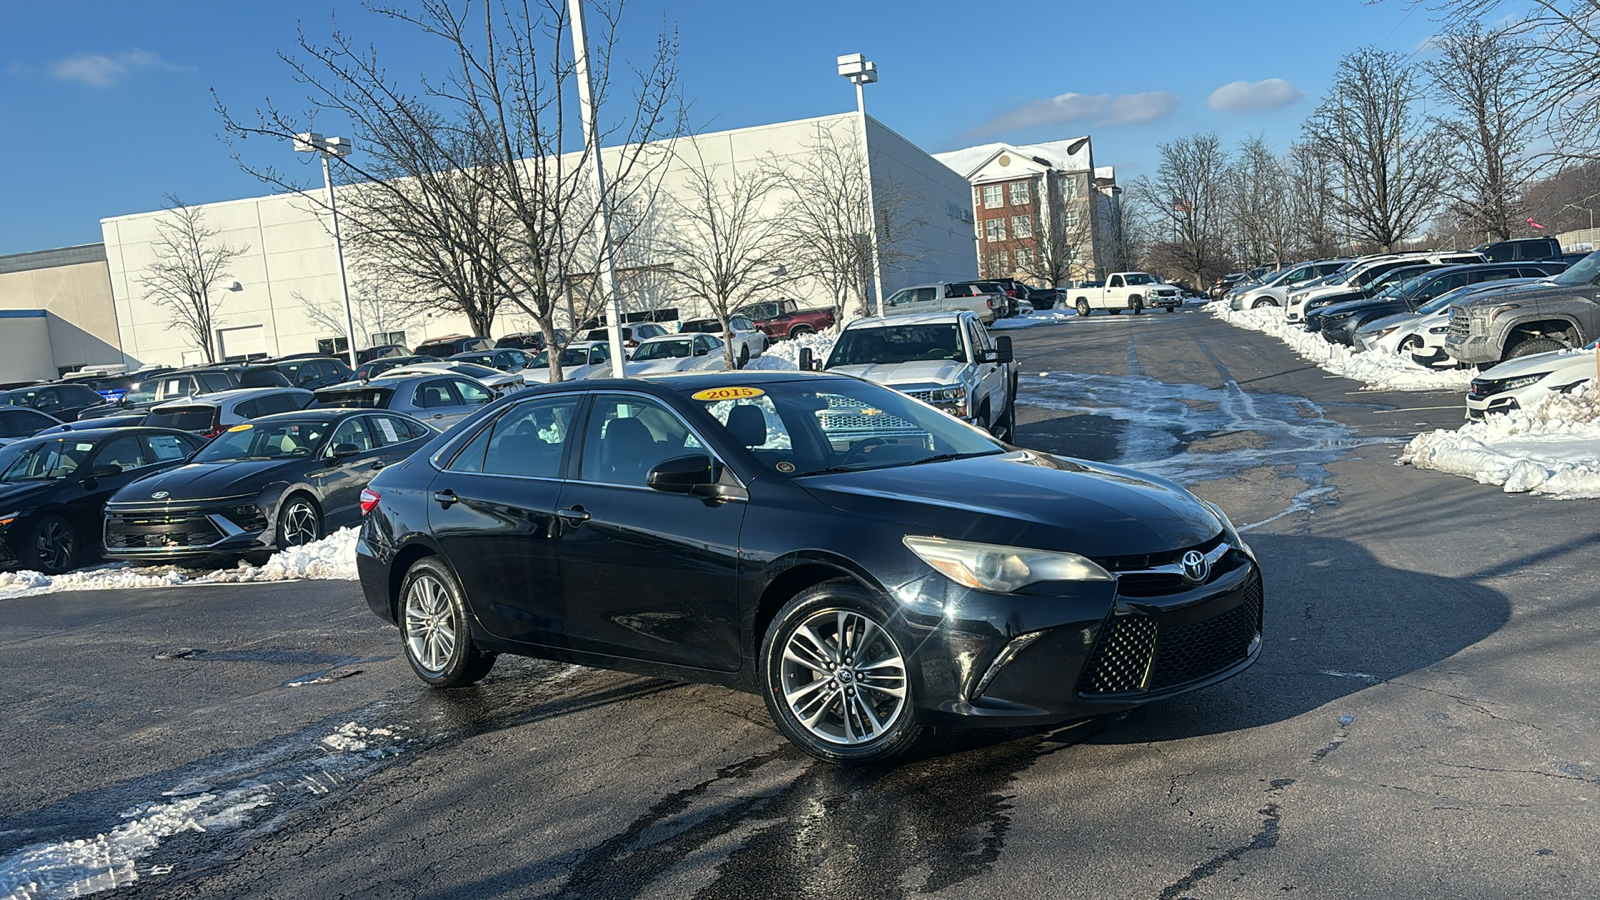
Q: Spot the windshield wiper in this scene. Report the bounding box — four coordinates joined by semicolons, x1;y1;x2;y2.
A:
908;450;1003;466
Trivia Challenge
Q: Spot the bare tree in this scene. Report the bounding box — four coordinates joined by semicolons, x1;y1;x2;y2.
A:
139;195;249;364
1227;135;1294;266
1285;142;1343;258
217;0;682;381
1134;133;1231;291
1303;48;1448;252
660;141;787;369
1425;22;1545;241
769;122;924;320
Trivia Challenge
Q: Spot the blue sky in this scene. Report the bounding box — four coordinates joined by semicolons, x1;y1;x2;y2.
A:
0;0;1455;256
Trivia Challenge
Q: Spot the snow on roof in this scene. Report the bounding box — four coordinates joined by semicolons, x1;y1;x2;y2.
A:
933;137;1094;179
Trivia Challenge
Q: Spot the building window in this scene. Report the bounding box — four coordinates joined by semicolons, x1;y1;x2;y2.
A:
371;330;407;346
987;251;1009;273
1061;174;1079;201
985;218;1007;242
1015;248;1034;270
1063;210;1081;230
1009;181;1030;206
1011;215;1033;239
983;185;1003;209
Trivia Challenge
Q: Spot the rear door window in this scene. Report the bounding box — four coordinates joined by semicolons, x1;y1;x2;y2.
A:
93;435;151;471
414;380;461;409
481;396;580;478
146;406;218;431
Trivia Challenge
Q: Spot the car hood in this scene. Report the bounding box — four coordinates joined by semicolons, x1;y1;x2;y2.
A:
0;479;57;513
827;360;967;387
1455;281;1581;312
1356;311;1422;335
625;357;725;376
110;459;302;503
1479;346;1599;379
796;450;1223;557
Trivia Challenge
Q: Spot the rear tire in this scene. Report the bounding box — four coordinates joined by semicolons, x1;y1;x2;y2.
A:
790;325;813;339
1506;336;1565;359
738;344;751;369
760;582;921;765
1076;299;1090;317
399;557;496;688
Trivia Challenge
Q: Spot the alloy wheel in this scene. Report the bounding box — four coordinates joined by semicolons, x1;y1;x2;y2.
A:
34;520;76;572
404;573;457;675
778;609;908;746
280;501;319;547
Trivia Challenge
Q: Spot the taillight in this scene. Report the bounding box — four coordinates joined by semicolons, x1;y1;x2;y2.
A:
987;298;996;308
201;427;226;439
360;488;381;516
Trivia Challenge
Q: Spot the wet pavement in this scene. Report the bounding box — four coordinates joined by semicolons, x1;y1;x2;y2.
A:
3;308;1598;898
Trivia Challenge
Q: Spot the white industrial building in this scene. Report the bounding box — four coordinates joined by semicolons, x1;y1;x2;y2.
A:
99;112;978;369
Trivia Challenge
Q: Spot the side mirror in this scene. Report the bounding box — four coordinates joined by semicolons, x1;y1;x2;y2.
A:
993;336;1014;364
329;442;362;460
646;454;716;494
798;348;815;371
89;463;123;478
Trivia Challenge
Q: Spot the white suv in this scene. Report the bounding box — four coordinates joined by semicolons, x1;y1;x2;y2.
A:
822;310;1017;440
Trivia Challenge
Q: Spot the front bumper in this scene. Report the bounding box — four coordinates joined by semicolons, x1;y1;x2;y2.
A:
896;542;1263;726
103;499;274;563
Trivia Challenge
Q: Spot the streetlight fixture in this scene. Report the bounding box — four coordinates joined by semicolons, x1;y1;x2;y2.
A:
1562;201;1595;232
294;131;359;368
837;53;884;317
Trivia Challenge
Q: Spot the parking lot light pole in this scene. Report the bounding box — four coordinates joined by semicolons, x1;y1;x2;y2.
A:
570;0;628;377
837;53;884;317
294;132;360;368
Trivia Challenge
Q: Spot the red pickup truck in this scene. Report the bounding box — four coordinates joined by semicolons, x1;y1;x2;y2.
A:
734;299;836;340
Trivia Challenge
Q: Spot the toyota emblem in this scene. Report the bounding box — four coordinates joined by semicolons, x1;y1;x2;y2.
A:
151;491;169;500
1181;550;1209;584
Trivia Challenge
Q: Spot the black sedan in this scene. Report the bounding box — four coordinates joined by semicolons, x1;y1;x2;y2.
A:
103;409;433;564
0;427;206;574
355;372;1263;765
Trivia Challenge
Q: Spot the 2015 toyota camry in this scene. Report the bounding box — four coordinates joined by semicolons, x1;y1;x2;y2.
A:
356;372;1263;764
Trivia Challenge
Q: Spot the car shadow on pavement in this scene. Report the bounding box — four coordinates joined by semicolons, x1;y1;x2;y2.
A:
1083;532;1511;745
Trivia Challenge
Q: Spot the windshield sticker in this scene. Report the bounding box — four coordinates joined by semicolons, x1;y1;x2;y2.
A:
76;443;94;452
692;386;765;402
775;461;796;474
228;424;253;433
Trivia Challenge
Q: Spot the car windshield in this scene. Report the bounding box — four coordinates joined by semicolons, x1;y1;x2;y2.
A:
0;438;97;482
633;339;694;361
826;324;967;366
531;347;594;368
691;379;1002;477
1380;273;1433;301
1552;251;1600;286
193;419;334;462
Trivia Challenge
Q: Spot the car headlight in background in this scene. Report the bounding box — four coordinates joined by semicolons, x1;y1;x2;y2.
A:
0;511;17;529
927;385;967;404
903;536;1114;593
1501;374;1546;391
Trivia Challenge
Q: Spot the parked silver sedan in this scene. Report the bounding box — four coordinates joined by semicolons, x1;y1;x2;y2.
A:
312;371;497;430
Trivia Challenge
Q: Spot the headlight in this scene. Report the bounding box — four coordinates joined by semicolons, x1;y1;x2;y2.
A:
1203;501;1253;556
0;510;17;528
1502;374;1546;391
902;536;1113;593
928;385;967;403
1428;325;1449;334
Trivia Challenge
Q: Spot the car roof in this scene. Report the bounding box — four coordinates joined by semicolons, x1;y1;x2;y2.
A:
637;333;696;343
843;311;974;328
152;387;310;409
4;426;197;446
243;407;372;425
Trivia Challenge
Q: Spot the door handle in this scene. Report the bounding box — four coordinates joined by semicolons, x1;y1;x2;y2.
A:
557;505;590;526
432;489;457;508
371;460;386;470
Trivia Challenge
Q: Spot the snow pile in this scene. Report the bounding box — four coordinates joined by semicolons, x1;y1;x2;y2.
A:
0;784;274;898
0;528;360;601
746;327;838;370
1211;304;1474;392
1399;383;1600;498
991;309;1080;329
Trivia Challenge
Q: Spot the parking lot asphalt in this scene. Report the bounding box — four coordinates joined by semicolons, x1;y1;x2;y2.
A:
3;306;1597;899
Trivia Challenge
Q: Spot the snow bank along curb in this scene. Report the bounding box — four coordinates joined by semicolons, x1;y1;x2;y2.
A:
1209;302;1473;392
0;527;360;600
1399;384;1600;498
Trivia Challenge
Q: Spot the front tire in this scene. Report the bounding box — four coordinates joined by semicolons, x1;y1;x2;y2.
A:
1506;336;1565;359
275;495;322;548
1251;298;1278;309
399;557;496;687
27;515;78;575
1130;297;1143;315
760;583;921;765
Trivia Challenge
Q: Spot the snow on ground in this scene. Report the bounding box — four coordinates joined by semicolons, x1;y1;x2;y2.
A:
1210;302;1474;392
1399;383;1600;498
990;309;1080;329
0;527;359;601
745;327;838;370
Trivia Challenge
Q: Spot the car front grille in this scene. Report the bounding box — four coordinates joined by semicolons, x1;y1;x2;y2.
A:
1077;577;1263;697
1448;317;1471;342
1099;533;1237;597
104;511;225;550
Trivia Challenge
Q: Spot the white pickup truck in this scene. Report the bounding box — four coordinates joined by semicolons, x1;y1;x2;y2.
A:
1070;272;1183;315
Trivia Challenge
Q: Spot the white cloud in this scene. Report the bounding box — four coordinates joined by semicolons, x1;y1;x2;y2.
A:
1207;79;1305;113
969;91;1180;137
47;49;182;88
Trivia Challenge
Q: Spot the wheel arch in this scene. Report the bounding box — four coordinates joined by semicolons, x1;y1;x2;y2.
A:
386;536;451;622
1505;317;1582;349
751;553;884;658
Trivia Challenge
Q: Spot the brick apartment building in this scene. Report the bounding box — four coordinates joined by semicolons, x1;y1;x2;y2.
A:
934;137;1121;287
